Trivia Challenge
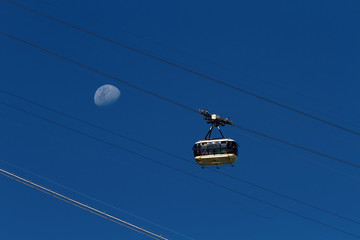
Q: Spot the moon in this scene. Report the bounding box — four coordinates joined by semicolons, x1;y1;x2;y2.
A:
94;84;120;106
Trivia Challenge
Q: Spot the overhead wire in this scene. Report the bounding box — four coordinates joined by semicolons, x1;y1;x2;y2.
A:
3;5;358;151
0;159;195;240
0;167;168;240
0;100;360;238
235;129;360;183
1;88;360;225
0;1;358;238
20;0;360;130
0;29;358;170
231;124;360;168
0;159;267;221
2;0;360;137
17;0;360;127
0;88;193;164
0;6;357;151
4;3;359;152
0;30;197;114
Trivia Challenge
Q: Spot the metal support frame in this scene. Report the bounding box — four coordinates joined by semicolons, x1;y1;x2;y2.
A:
216;126;225;138
204;125;225;139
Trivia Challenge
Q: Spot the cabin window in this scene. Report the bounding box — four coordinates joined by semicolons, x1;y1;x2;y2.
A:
213;142;221;154
193;141;238;157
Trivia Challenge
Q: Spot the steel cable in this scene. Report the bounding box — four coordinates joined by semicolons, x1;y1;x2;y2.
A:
0;88;359;225
0;100;359;239
2;0;359;136
0;30;357;170
0;158;195;240
0;168;168;240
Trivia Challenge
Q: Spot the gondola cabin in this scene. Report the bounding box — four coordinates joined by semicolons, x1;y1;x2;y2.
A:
193;138;238;167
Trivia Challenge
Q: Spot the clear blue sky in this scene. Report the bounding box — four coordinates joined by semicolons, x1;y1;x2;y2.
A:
0;0;360;239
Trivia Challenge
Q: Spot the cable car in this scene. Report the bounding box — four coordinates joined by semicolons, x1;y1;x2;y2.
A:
193;139;238;167
193;110;238;168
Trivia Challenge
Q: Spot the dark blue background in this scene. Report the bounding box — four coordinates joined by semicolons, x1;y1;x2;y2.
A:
0;0;359;239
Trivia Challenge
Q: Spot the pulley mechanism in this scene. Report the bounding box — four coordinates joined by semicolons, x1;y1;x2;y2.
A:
199;109;233;139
